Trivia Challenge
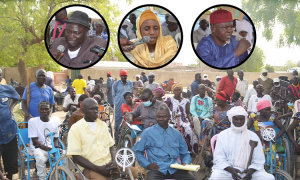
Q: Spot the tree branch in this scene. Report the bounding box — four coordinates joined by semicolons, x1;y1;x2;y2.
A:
0;16;20;22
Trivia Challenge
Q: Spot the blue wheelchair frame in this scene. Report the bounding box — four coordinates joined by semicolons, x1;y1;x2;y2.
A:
17;122;66;180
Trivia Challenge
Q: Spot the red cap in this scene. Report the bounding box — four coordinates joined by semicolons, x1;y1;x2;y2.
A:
107;72;112;76
119;70;128;76
210;9;233;24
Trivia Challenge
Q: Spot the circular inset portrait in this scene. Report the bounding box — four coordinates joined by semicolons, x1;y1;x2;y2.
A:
191;5;256;69
45;5;109;69
118;5;183;69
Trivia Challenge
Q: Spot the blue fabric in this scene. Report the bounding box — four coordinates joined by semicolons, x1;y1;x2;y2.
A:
45;77;60;93
141;76;148;83
191;80;199;97
22;82;55;118
196;34;248;68
0;85;19;145
107;77;115;106
66;78;72;87
190;95;213;118
112;80;133;139
133;124;192;175
131;124;144;139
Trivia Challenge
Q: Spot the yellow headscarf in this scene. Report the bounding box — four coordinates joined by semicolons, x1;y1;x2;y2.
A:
172;83;183;94
131;10;178;68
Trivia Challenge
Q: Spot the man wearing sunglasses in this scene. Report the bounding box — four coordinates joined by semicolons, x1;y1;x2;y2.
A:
127;88;164;129
196;9;251;68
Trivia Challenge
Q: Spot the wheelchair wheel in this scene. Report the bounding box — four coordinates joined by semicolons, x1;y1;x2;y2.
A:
123;134;134;149
62;131;68;149
49;166;76;180
281;137;291;173
18;147;25;180
268;169;293;180
290;141;295;176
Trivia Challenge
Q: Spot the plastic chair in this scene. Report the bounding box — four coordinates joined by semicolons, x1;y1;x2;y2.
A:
211;134;219;155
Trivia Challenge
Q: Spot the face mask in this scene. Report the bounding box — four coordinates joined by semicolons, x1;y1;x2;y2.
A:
274;84;280;87
287;102;294;107
144;100;152;107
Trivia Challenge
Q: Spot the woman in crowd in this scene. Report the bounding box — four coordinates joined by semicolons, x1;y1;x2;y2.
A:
164;84;198;154
121;92;142;139
123;10;178;68
153;86;166;101
89;21;108;41
68;94;88;129
47;8;68;45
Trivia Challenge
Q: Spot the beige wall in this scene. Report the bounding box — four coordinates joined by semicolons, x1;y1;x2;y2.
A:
75;69;293;87
1;67;40;83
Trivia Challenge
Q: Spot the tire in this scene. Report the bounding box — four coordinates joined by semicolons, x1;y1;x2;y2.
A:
281;137;290;173
123;134;134;149
268;169;293;180
49;166;76;180
18;147;25;180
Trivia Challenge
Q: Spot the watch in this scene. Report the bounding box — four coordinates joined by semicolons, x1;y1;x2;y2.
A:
35;144;41;149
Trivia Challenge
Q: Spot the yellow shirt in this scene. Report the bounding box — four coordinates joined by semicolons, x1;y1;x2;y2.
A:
72;79;87;94
0;79;7;85
67;118;114;171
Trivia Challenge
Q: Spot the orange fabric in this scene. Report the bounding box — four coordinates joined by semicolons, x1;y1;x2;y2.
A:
139;10;158;28
98;105;106;121
119;70;128;76
121;102;141;124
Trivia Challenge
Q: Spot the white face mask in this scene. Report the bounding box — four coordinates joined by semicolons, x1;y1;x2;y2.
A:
274;84;280;87
231;118;247;133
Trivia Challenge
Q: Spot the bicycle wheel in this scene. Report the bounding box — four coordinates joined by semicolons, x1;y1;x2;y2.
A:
18;147;25;180
62;131;68;149
268;169;293;180
49;166;76;180
123;134;134;149
281;137;290;173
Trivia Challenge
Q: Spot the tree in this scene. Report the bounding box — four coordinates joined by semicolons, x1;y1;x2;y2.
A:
284;60;297;69
0;0;131;85
297;60;300;67
234;46;265;72
242;0;300;47
187;59;201;67
265;64;275;72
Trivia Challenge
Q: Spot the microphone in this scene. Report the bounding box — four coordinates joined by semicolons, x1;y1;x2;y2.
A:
129;36;151;47
57;45;65;53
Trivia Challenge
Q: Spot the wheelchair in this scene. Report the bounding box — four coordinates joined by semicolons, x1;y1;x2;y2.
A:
17;122;75;180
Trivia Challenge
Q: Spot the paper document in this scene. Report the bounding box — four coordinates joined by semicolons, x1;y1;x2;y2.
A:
170;164;200;171
126;122;142;131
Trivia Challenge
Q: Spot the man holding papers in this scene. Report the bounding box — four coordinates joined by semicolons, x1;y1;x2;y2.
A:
133;104;196;180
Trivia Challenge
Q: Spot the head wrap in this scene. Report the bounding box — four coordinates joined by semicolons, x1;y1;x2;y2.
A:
120;20;134;39
136;74;140;78
256;99;271;112
203;74;208;80
171;84;183;94
46;71;53;79
38;101;50;108
210;9;233;24
130;10;178;68
94;21;106;31
216;91;230;101
227;106;251;169
153;87;166;97
119;70;128;76
260;69;269;81
107;72;112;76
148;73;155;77
168;15;177;23
273;78;280;83
236;20;253;48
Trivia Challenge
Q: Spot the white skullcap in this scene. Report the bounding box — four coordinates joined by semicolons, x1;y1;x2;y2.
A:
227;106;248;123
136;74;140;78
262;69;268;73
216;76;222;79
274;78;280;83
203;74;208;77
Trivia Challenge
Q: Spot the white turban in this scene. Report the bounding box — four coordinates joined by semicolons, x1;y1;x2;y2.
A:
227;106;251;169
136;74;140;78
120;20;134;39
236;20;253;48
148;73;155;77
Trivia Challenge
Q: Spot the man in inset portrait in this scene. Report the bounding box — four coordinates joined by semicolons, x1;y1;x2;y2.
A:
196;9;251;68
49;11;107;68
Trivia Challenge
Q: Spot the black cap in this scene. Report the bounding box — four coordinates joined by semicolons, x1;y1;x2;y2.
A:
66;11;90;29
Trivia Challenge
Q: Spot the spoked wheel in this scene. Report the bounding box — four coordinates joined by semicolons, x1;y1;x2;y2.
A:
18;147;25;180
49;166;76;180
123;134;134;149
268;169;293;180
281;137;290;173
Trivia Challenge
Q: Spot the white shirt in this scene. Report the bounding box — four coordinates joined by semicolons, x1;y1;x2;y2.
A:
247;95;274;113
68;47;81;59
161;26;181;39
86;122;97;133
63;94;81;108
87;80;96;91
28;116;61;152
236;78;248;97
243;88;257;106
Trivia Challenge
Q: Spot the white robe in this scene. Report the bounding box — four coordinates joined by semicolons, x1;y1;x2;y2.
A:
210;128;274;180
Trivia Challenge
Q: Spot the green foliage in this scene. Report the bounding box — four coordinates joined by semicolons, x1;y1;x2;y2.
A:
0;0;131;71
242;0;300;47
265;64;274;72
187;59;201;67
234;46;265;72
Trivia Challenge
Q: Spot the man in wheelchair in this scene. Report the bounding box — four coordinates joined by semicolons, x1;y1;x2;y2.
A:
133;104;197;180
67;98;138;180
210;106;274;180
28;101;61;180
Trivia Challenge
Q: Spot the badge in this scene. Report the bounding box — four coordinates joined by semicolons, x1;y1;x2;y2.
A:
2;97;8;103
